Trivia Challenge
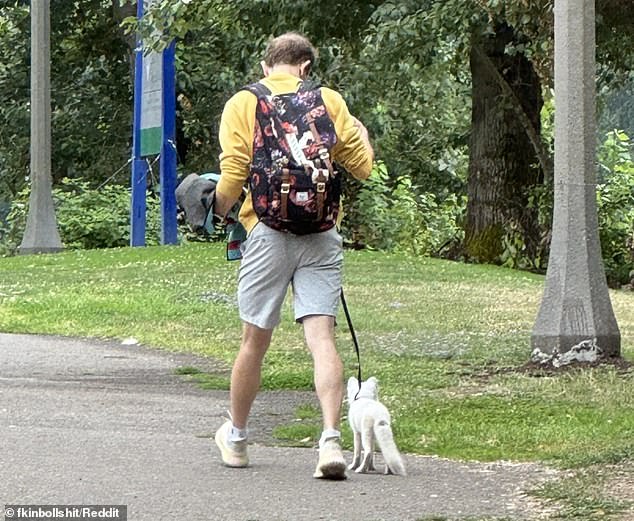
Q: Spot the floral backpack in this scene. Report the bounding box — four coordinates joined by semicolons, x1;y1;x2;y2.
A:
243;81;341;235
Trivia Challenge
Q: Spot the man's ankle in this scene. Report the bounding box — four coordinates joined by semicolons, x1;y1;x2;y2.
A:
229;423;248;443
319;428;341;448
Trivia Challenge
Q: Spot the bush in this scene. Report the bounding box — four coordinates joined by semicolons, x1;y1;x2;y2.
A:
0;178;162;255
597;130;634;286
344;162;465;255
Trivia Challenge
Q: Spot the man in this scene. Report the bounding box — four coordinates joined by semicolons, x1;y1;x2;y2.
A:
213;32;373;480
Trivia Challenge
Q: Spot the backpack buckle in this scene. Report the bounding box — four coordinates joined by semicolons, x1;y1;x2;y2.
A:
281;183;290;194
316;182;326;193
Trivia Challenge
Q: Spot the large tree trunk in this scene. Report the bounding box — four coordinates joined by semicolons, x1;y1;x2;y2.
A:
464;24;544;263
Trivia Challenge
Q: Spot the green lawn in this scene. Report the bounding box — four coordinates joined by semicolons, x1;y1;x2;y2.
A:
0;243;632;468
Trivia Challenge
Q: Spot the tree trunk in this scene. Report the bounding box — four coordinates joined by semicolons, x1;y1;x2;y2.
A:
464;24;544;263
111;0;137;81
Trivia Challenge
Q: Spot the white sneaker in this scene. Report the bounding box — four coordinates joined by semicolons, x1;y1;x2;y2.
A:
215;420;249;468
313;438;347;480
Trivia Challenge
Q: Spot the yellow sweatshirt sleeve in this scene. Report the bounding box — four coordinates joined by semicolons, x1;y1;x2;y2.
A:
321;87;373;181
216;90;256;202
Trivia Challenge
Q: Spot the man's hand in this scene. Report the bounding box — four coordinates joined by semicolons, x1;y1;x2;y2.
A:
214;189;239;220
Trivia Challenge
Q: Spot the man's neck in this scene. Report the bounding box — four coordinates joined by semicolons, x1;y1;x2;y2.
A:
266;64;303;79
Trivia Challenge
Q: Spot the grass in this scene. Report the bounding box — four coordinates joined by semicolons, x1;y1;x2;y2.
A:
532;462;634;520
1;243;633;518
416;518;516;521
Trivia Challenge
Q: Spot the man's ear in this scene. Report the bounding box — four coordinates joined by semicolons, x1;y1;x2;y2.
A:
299;60;311;79
261;60;270;77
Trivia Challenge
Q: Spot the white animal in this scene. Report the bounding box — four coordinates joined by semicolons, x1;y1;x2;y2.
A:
346;376;406;476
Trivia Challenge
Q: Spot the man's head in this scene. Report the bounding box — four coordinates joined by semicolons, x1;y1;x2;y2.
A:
261;32;317;79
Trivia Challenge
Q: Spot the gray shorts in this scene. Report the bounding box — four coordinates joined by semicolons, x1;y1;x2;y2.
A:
237;223;343;330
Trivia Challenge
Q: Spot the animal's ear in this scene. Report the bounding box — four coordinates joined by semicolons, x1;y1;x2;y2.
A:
347;377;358;394
366;376;378;396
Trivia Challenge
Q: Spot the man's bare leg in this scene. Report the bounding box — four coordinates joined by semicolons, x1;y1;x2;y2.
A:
215;322;272;467
302;315;343;430
303;315;346;479
229;322;273;429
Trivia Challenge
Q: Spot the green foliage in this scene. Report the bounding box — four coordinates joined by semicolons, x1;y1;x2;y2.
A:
0;179;161;255
0;3;30;198
597;130;634;286
345;163;465;255
599;75;634;138
351;1;471;196
0;1;134;201
2;0;633;284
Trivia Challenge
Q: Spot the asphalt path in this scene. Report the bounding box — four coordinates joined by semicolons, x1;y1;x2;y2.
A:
0;333;556;520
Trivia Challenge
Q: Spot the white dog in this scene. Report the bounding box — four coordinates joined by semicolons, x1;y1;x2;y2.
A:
346;376;406;476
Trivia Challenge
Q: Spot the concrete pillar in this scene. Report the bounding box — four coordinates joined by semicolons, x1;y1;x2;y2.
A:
531;0;620;357
19;0;63;255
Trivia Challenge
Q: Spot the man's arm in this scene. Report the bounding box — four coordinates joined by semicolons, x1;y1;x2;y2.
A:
351;116;374;163
321;88;374;180
215;91;256;218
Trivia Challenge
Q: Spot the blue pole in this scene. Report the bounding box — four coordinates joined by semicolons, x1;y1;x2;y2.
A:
130;0;147;247
160;39;178;245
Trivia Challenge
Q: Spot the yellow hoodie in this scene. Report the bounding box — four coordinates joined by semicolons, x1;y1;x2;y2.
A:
216;72;373;233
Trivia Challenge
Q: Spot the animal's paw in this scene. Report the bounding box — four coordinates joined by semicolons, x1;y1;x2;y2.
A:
354;462;373;473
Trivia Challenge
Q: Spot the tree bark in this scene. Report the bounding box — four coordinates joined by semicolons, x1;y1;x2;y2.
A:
111;0;137;80
465;24;544;263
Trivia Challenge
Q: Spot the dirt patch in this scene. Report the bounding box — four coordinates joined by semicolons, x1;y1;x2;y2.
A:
518;356;633;376
449;356;633;381
605;461;634;521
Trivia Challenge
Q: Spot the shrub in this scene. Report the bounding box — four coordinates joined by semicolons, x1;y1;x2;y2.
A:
0;178;162;255
597;130;634;286
344;162;465;255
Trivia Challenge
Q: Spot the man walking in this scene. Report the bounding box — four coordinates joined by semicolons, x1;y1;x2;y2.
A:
213;32;373;479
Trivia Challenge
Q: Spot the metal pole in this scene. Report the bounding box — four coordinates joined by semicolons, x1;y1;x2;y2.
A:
19;0;63;255
160;40;178;245
130;0;148;247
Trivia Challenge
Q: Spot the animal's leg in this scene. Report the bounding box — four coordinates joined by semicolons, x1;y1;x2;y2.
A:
348;430;362;470
355;426;375;473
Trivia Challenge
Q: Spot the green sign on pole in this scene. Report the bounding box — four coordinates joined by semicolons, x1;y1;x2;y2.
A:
140;49;162;156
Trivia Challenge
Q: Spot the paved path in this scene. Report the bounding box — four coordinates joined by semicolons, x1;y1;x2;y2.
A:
0;333;556;521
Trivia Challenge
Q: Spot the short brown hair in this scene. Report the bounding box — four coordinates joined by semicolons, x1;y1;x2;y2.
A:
263;32;317;68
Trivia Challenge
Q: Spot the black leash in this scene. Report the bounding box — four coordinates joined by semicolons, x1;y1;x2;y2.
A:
340;288;363;399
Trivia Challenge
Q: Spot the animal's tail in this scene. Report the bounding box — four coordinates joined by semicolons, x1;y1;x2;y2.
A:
374;420;406;476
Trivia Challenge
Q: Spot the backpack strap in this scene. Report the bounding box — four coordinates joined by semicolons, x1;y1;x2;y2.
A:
298;79;321;92
298;81;332;221
281;168;290;220
305;112;335;221
243;82;272;98
244;82;293;219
